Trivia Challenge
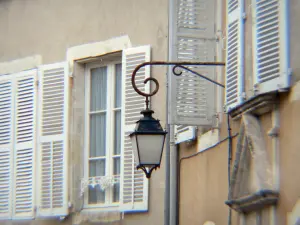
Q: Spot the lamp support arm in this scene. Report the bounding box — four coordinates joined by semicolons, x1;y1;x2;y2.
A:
131;61;226;107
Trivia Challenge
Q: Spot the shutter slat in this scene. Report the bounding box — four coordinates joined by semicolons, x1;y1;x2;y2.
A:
13;70;37;219
120;46;150;212
225;0;244;112
169;0;216;126
252;0;289;93
38;62;69;217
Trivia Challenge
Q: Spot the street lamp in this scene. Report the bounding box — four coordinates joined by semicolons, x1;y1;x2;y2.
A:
130;69;167;179
130;61;225;179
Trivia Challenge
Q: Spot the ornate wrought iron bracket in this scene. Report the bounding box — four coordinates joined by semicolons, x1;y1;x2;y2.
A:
131;61;226;109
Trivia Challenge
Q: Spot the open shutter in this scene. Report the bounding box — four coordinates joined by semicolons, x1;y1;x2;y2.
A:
0;76;13;219
225;0;244;112
169;0;216;126
174;125;196;144
13;70;37;219
120;46;150;212
37;62;69;217
252;0;289;94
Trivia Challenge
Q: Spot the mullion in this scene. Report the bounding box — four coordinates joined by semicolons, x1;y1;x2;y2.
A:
105;64;114;204
89;110;107;115
112;63;122;203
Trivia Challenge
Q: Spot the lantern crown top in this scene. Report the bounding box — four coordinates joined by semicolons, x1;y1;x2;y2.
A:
130;109;166;135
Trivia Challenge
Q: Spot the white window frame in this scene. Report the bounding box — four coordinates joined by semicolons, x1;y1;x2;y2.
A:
83;60;122;209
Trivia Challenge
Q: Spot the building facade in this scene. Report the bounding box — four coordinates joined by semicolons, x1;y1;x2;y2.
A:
178;0;300;225
0;0;168;224
1;0;300;225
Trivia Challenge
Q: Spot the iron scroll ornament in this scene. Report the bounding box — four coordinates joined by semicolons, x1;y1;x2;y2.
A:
131;61;226;107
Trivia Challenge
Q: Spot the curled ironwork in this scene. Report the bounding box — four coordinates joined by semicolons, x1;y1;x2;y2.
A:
137;165;159;179
131;61;226;108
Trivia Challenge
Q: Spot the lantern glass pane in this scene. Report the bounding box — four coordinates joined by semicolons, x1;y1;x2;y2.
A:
130;134;140;165
137;134;165;165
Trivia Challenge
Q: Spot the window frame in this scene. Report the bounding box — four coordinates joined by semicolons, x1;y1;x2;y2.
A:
83;59;122;209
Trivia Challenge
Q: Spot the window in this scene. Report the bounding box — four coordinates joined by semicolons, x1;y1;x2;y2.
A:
225;0;290;112
79;46;150;212
84;61;122;207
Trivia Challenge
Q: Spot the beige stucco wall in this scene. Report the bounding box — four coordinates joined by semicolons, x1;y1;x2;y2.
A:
0;0;168;224
179;1;300;225
276;92;300;225
290;0;300;83
179;87;300;225
179;137;239;225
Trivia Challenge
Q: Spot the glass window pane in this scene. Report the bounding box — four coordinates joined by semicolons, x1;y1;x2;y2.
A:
115;64;122;108
88;159;106;204
113;183;120;203
89;185;105;204
90;67;107;111
89;159;105;177
90;113;106;157
113;157;120;175
114;110;121;155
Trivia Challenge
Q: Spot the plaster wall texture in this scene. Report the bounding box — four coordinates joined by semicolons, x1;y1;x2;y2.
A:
179;0;300;224
180;92;300;225
0;0;168;225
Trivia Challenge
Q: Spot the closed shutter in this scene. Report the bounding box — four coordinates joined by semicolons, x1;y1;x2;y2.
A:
0;76;13;219
252;0;289;94
174;125;196;144
13;70;37;219
120;46;150;212
225;0;245;112
37;62;69;217
169;0;217;126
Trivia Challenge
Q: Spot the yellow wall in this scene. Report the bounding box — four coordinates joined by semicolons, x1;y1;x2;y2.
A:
179;90;300;225
179;137;239;225
179;0;300;224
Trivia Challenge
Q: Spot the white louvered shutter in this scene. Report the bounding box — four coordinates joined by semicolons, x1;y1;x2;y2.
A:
120;46;150;212
174;125;196;144
252;0;289;94
0;76;13;219
169;0;216;126
13;70;37;219
37;62;69;217
225;0;244;112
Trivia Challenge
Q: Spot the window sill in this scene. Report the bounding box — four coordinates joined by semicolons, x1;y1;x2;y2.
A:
82;204;120;212
229;93;278;120
197;129;220;153
74;207;123;224
225;189;279;213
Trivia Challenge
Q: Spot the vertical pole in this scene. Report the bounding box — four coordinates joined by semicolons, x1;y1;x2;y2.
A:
168;0;177;224
164;123;170;225
169;125;178;225
164;0;173;224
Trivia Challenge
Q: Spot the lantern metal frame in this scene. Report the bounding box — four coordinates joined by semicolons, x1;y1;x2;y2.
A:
129;108;167;178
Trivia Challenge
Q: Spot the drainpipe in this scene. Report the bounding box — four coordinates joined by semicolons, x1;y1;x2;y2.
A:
168;0;178;224
164;112;170;225
164;0;173;224
268;101;280;225
167;0;176;224
169;126;177;225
